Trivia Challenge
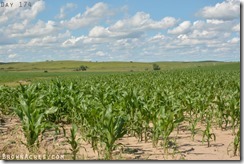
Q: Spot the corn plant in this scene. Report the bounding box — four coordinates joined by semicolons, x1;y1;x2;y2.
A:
228;92;240;135
98;106;127;160
233;128;240;156
202;116;216;147
151;89;184;154
66;124;84;160
227;127;240;156
13;93;58;152
189;117;199;141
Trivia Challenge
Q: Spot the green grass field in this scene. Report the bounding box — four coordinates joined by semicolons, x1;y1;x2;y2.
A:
0;61;240;86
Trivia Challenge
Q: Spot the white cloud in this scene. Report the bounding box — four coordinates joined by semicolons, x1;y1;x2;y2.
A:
0;0;45;24
228;37;240;44
62;36;87;46
8;53;17;59
96;51;106;57
27;30;71;46
168;21;191;35
192;19;236;33
60;2;111;29
0;1;240;62
56;3;77;19
62;12;177;47
89;26;110;38
149;33;165;42
19;0;45;20
232;24;240;32
190;30;219;39
0;0;46;43
197;0;240;20
109;12;177;32
11;20;58;38
0;33;16;44
88;12;177;39
0;15;8;24
206;19;225;24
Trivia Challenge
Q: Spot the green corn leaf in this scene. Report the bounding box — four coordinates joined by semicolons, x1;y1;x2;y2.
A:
44;107;58;115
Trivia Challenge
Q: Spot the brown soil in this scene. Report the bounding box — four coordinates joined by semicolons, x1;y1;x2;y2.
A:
0;115;240;160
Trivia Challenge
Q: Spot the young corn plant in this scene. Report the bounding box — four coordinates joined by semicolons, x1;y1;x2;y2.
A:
233;128;240;156
227;127;240;157
152;116;161;148
228;96;240;135
83;106;101;156
189;117;199;141
214;95;226;130
66;124;84;160
99;106;127;160
13;94;58;152
160;107;184;155
202;117;216;147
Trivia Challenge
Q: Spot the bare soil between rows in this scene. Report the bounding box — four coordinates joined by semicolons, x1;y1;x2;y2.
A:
0;115;240;160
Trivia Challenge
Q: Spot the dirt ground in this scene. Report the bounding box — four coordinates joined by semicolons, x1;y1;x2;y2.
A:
0;115;240;160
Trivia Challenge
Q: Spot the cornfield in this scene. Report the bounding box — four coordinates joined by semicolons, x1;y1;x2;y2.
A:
0;68;240;160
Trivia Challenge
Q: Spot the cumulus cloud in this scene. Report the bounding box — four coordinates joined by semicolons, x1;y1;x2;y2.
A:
0;33;16;44
27;30;71;46
88;12;177;39
60;2;111;29
88;25;143;39
109;12;177;32
197;0;240;20
228;37;240;44
232;24;240;32
0;0;47;45
168;21;191;35
56;3;77;19
0;0;240;62
148;33;165;42
192;19;236;33
19;0;45;20
0;0;45;24
8;53;17;59
62;12;177;47
206;19;225;24
7;20;28;33
96;51;106;57
62;36;88;47
10;20;58;38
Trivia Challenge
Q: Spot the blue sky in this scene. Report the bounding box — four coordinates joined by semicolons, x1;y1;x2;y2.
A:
0;0;240;62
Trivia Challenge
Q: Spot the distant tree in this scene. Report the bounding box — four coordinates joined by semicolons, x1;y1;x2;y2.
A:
153;63;160;70
80;65;88;71
75;65;88;71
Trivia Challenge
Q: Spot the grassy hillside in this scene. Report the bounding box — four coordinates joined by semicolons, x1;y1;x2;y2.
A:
0;60;238;72
0;61;240;86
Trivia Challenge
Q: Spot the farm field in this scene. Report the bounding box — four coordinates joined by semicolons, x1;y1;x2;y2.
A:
0;61;238;85
0;61;240;160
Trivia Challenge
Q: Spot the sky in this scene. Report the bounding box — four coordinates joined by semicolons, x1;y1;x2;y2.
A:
0;0;240;62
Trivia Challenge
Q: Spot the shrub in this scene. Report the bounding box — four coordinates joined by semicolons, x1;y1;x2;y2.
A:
75;65;88;71
153;63;160;70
